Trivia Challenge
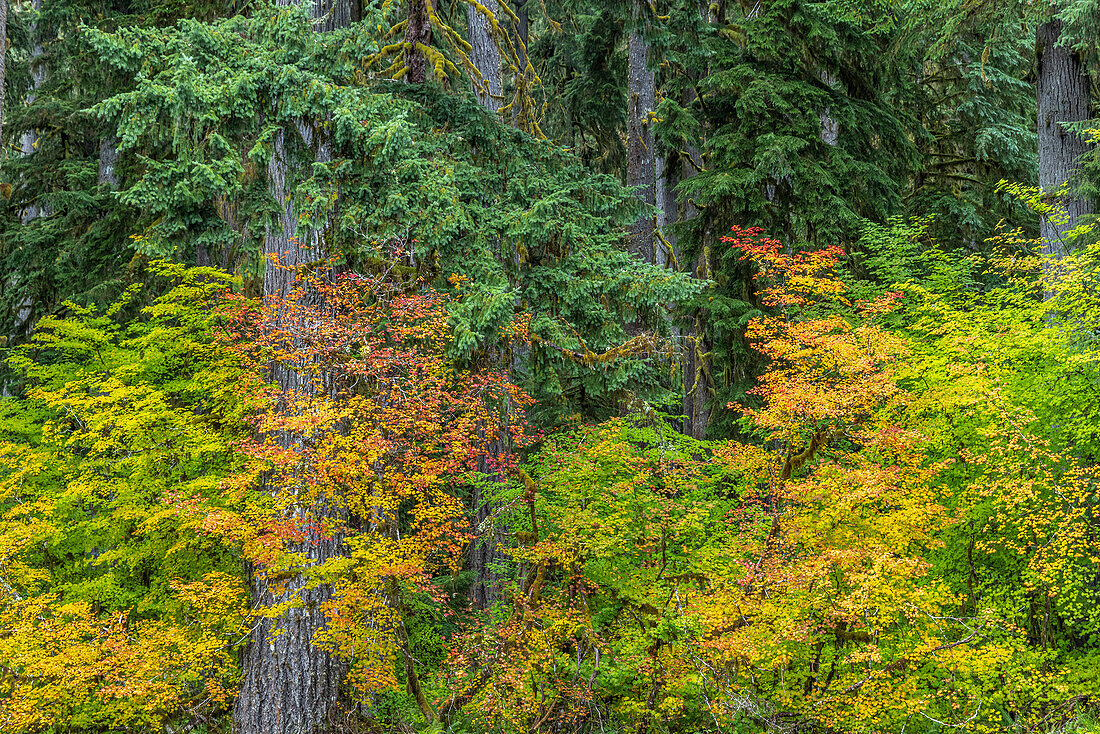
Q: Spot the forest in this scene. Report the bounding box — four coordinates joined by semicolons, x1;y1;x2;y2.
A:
0;0;1098;732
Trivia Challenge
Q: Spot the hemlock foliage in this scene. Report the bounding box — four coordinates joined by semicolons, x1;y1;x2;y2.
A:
0;0;1098;732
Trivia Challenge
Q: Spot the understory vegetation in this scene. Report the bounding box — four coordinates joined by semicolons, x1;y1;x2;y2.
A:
1;0;1098;732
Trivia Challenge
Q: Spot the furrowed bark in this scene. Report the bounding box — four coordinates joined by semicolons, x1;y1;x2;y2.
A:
819;70;839;147
8;0;46;341
508;0;531;129
233;117;348;734
1037;18;1094;275
19;0;46;225
405;0;431;84
316;0;351;32
513;0;529;68
682;242;713;440
467;0;503;112
98;137;120;189
469;433;509;609
232;2;351;732
465;1;512;604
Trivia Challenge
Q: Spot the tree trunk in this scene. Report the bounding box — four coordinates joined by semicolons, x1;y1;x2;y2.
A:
819;70;839;147
317;0;351;32
464;1;510;609
233;3;351;732
405;0;431;84
681;2;713;439
234;540;344;733
98;137;120;189
467;0;502;112
514;0;529;66
682;246;713;440
626;2;656;263
656;148;680;269
233;121;348;734
20;0;45;225
468;433;509;609
1037;18;1094;266
508;0;531;129
10;0;45;339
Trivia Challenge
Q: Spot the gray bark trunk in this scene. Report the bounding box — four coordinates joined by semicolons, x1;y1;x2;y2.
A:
9;0;44;340
465;2;509;608
1037;18;1094;266
98;137;120;189
469;433;509;609
233;3;351;732
234;509;345;734
656;151;680;269
234;121;346;734
467;0;502;112
20;0;45;225
509;0;530;129
626;3;656;263
819;71;839;147
234;118;346;734
405;0;431;84
679;46;712;439
682;245;713;440
316;0;351;32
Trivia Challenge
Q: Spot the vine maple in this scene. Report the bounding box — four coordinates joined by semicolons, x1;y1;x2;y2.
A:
203;261;533;719
0;264;252;731
424;227;972;733
4;225;1099;732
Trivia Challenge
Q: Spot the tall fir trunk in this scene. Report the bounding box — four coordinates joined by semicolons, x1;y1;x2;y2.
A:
232;2;351;732
465;2;515;605
467;0;502;112
1037;18;1094;266
655;152;676;268
465;0;510;609
682;241;713;440
233;116;347;734
509;0;531;129
0;0;11;374
468;433;509;609
681;2;713;439
98;137;119;189
819;70;839;147
405;0;431;84
20;0;45;225
317;0;351;32
10;0;45;339
626;2;656;263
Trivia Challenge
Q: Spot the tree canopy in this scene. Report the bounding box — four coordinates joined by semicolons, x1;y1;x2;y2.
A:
0;0;1097;733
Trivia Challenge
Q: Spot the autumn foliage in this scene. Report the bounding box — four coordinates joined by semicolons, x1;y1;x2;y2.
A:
2;228;1099;733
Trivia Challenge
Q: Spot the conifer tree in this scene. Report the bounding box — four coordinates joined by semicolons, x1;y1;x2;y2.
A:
627;0;656;262
6;0;1100;731
1;0;133;349
84;10;698;725
902;3;1038;249
653;0;915;436
232;1;353;730
1037;14;1094;257
468;0;503;112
